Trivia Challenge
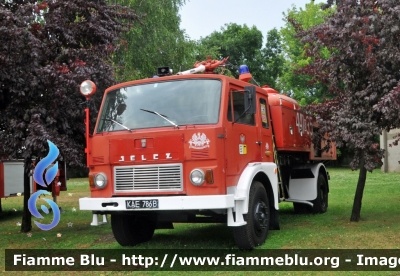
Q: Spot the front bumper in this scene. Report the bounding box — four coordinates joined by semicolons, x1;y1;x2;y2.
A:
79;195;235;212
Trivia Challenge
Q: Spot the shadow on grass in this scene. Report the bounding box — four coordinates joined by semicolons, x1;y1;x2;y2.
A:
155;223;236;248
139;207;322;249
119;223;238;249
0;210;24;222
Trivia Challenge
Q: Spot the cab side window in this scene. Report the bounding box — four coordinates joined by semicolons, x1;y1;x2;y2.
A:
259;98;269;128
227;91;255;125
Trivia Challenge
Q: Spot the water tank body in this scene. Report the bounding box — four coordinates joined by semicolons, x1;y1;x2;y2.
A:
263;86;312;152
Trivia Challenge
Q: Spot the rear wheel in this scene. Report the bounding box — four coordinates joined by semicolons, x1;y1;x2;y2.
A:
233;181;270;249
311;173;328;213
111;213;156;246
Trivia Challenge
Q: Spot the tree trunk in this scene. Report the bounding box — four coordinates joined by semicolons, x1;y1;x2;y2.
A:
0;198;2;213
21;157;32;232
350;154;367;222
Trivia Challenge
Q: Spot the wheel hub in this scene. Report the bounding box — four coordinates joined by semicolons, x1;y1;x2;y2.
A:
254;201;268;231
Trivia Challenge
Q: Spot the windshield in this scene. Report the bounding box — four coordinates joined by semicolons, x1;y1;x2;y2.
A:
96;79;222;133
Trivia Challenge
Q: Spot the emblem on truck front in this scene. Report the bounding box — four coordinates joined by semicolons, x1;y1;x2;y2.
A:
188;132;210;149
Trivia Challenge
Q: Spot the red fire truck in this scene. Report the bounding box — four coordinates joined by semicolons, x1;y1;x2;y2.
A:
79;58;336;249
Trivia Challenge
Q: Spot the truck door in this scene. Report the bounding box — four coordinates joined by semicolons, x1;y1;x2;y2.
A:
257;97;274;162
225;87;259;181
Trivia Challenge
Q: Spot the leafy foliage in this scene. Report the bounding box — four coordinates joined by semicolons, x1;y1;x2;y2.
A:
111;0;195;81
262;28;285;89
199;23;285;87
297;0;400;221
322;0;344;9
0;0;139;230
0;0;138;166
200;24;262;79
279;2;335;105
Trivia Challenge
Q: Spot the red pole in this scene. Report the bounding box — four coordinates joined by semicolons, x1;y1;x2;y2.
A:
79;80;96;168
85;105;90;167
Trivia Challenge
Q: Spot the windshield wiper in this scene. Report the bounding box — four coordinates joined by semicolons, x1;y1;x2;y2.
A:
103;118;132;132
140;109;179;129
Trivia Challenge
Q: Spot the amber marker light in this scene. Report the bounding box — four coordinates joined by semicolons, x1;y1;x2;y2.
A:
88;174;95;188
205;169;214;184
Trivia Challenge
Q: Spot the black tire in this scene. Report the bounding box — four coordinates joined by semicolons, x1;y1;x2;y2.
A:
311;173;328;214
233;181;270;249
111;213;156;246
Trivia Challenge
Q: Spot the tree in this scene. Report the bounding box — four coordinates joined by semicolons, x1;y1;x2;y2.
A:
322;0;344;9
262;28;285;89
0;0;139;232
199;23;267;82
111;0;194;81
195;24;286;88
297;0;400;221
279;2;334;105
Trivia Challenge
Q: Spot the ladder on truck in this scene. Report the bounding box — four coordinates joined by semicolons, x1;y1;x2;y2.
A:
271;134;287;202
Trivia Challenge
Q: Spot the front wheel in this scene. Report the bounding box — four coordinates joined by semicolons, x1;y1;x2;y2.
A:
111;213;156;246
233;181;270;249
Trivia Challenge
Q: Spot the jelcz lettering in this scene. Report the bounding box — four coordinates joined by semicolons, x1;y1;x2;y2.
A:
119;153;172;162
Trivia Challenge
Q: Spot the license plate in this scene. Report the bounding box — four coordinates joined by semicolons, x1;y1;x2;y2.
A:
125;199;159;209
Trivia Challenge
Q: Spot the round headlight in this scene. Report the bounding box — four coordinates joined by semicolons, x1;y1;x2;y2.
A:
94;173;107;189
190;169;205;186
80;80;97;98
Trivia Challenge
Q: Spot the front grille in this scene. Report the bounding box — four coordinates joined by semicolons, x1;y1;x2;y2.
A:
114;163;183;192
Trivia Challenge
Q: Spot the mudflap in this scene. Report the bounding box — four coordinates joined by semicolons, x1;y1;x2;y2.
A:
269;207;280;230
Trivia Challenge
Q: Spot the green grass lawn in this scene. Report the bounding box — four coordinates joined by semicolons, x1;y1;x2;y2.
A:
1;167;400;275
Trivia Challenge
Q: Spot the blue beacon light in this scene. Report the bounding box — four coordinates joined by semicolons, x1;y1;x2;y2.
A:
239;65;250;74
239;65;252;82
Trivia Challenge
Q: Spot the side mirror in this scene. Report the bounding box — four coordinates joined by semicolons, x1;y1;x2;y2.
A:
244;86;256;114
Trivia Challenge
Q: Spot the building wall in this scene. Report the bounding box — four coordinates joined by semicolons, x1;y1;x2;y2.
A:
380;129;400;172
